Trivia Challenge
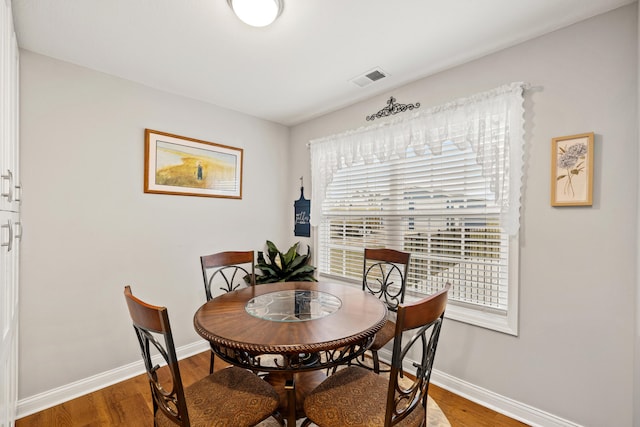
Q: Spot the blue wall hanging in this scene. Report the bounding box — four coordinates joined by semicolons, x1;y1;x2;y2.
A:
294;177;310;237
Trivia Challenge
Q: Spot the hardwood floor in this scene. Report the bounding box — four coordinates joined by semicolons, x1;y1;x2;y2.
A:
16;351;528;427
428;384;528;427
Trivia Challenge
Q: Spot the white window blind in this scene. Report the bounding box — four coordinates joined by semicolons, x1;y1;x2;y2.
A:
310;83;526;332
318;141;509;311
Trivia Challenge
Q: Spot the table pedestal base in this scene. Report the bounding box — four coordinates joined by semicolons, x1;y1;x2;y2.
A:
265;371;327;425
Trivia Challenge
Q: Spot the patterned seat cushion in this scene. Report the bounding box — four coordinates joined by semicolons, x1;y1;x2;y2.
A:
156;366;279;427
370;318;396;351
303;366;423;427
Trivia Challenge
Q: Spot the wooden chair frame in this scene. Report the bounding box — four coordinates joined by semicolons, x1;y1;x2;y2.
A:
124;286;279;427
360;248;411;373
124;286;190;426
200;250;255;373
302;283;451;427
362;248;410;311
200;250;255;299
385;283;450;425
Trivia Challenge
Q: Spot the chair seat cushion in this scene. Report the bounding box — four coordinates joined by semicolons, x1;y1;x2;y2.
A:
156;366;279;427
370;319;396;350
303;366;424;427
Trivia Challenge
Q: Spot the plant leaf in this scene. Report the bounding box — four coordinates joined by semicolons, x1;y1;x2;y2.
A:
285;264;317;281
256;264;278;276
287;255;305;271
253;241;317;283
283;243;298;266
265;240;280;263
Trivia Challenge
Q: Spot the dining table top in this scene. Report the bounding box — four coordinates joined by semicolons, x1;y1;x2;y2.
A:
193;280;388;356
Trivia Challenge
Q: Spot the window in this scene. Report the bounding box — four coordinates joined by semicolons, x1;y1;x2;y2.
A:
310;83;526;335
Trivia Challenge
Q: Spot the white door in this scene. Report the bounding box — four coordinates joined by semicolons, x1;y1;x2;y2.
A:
0;1;20;425
0;211;19;427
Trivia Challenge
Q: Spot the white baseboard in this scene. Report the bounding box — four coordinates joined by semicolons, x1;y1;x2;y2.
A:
431;370;583;427
16;341;210;419
377;348;583;427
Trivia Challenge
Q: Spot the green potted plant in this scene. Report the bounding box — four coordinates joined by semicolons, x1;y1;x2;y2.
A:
253;240;317;284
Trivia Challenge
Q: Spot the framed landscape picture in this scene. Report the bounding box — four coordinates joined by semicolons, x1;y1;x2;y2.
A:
551;132;594;206
144;129;243;199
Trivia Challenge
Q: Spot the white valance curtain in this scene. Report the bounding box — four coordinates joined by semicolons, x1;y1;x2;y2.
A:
309;82;527;235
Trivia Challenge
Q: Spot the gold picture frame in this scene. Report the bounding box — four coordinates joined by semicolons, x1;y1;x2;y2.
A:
551;132;594;206
144;129;243;199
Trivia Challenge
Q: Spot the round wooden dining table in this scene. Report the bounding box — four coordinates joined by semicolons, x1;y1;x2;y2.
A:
193;281;388;426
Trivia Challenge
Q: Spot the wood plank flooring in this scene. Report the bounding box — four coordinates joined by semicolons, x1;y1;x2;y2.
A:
16;351;529;427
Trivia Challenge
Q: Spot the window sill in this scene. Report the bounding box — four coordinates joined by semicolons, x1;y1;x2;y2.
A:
444;303;517;336
319;273;518;336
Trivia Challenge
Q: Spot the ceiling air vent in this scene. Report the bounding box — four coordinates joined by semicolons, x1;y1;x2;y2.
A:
350;67;389;88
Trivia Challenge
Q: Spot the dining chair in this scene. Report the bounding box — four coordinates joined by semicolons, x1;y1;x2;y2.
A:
200;250;256;373
123;286;279;427
200;250;256;298
302;282;451;427
359;247;411;373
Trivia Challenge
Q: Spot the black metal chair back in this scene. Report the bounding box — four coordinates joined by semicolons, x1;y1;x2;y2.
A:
200;250;255;373
385;282;450;425
124;286;280;427
200;250;255;298
302;283;451;427
123;286;190;426
362;248;410;312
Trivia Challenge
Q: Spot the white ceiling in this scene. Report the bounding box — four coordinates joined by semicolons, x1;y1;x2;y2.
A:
12;0;636;126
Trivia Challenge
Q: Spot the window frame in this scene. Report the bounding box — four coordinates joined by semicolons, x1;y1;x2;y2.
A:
313;144;519;336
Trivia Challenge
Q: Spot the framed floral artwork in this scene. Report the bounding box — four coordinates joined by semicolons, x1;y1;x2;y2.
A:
144;129;243;199
551;132;594;206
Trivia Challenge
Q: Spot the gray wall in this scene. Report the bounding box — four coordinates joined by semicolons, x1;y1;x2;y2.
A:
17;4;639;427
18;51;291;398
290;5;638;426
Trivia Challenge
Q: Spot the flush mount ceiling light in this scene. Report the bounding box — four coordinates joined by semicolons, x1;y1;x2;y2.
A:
227;0;283;27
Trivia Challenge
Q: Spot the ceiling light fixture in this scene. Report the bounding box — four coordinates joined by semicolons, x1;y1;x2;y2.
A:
227;0;283;27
